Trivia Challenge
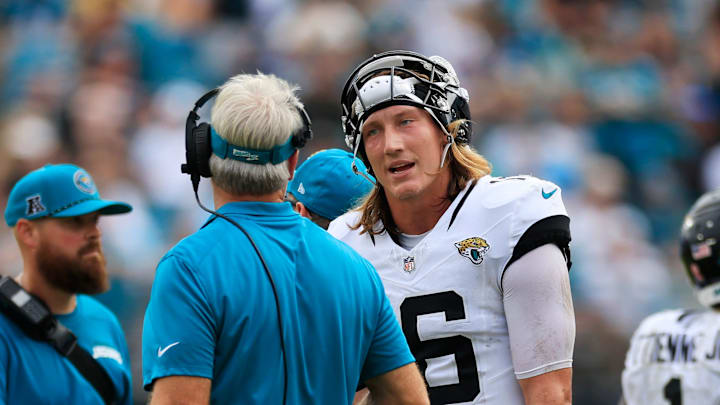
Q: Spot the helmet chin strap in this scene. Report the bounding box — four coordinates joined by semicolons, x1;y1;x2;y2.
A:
351;131;377;186
440;133;454;169
352;160;377;186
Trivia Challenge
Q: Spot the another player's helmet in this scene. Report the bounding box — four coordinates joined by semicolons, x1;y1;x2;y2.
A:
339;50;472;161
680;188;720;308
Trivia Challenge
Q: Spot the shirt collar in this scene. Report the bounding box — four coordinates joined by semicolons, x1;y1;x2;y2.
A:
201;201;296;227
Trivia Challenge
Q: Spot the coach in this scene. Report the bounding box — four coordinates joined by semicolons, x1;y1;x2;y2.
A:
141;73;428;404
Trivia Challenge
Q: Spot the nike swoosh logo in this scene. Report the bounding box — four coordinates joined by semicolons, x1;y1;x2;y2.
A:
542;188;558;199
157;342;180;358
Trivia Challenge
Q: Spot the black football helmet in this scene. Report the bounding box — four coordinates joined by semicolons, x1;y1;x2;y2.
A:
680;188;720;307
339;50;472;164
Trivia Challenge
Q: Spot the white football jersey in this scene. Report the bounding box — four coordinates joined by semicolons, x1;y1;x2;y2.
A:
329;175;570;404
622;309;720;405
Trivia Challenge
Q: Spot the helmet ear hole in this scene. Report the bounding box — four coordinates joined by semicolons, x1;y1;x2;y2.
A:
451;96;472;144
457;121;472;144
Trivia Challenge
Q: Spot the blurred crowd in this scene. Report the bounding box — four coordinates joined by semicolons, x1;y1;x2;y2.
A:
1;0;718;403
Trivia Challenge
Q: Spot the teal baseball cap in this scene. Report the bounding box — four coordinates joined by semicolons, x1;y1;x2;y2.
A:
5;164;132;226
288;149;374;220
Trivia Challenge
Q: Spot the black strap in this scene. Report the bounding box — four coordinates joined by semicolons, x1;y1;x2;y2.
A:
50;324;118;405
0;286;118;404
447;180;477;230
501;215;572;284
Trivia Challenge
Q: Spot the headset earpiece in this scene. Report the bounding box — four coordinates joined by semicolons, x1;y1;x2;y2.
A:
193;123;213;178
291;106;313;148
182;88;220;189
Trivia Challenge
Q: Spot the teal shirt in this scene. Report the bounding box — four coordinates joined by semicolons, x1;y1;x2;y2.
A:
143;202;414;404
0;295;132;405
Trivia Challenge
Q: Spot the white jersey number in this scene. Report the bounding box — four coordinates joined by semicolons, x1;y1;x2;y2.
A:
400;291;480;404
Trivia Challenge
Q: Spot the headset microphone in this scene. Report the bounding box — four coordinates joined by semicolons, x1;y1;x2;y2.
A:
181;87;313;405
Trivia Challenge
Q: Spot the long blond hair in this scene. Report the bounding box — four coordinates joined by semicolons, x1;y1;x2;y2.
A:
350;119;491;242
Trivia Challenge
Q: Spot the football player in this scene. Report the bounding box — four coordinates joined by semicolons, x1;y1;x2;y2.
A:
621;189;720;405
329;50;575;405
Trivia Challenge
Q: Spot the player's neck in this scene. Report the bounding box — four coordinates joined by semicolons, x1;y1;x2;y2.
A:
16;271;77;315
386;176;453;235
390;198;451;235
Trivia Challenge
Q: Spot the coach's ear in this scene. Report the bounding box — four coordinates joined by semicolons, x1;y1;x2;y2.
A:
287;150;299;181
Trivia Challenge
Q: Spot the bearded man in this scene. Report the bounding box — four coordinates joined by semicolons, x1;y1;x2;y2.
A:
2;163;133;404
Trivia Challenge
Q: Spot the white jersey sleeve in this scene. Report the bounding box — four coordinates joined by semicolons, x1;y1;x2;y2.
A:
622;309;720;405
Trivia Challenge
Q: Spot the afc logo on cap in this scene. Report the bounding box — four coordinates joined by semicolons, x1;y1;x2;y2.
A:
25;195;46;216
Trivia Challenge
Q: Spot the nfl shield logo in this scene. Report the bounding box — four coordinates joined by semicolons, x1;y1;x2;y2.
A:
403;256;415;273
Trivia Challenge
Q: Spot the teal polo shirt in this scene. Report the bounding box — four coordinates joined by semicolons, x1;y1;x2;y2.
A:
142;201;413;404
0;295;132;405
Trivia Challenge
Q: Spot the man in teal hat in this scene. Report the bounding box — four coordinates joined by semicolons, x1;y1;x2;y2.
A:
1;163;133;404
286;148;374;229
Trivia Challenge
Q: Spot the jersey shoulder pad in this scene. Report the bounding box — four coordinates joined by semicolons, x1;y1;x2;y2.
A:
477;175;566;211
477;175;568;232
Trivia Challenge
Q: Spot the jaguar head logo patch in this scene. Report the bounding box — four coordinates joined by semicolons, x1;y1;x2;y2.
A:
454;237;489;265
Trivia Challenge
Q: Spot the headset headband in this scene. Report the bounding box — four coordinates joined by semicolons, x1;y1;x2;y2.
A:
182;87;313;190
210;128;298;165
189;88;312;165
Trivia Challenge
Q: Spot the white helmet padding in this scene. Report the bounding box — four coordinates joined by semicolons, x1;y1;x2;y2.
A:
353;76;422;119
353;75;451;139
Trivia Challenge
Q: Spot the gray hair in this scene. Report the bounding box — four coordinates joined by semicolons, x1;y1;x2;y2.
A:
209;73;303;195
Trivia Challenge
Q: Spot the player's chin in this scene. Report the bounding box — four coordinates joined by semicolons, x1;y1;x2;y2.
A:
388;184;422;201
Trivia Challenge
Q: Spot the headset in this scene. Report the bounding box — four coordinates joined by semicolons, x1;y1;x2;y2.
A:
182;88;313;189
181;87;313;404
